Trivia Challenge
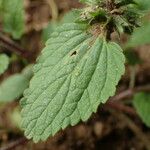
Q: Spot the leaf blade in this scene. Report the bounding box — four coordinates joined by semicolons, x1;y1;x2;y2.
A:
0;65;33;103
0;74;29;103
133;92;150;127
126;21;150;48
21;23;125;142
0;54;9;75
2;0;25;39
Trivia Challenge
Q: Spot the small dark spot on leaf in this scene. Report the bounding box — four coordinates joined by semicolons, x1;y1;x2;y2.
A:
71;51;77;56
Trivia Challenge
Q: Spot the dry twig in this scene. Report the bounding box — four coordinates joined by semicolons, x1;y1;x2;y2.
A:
107;101;137;116
47;0;58;20
0;137;28;150
115;112;150;150
111;84;150;101
0;34;31;61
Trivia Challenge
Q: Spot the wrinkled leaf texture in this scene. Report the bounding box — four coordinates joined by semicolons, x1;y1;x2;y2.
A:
21;23;125;142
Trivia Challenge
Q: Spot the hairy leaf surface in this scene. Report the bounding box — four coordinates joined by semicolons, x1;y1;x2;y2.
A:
133;92;150;127
42;10;80;42
21;23;125;142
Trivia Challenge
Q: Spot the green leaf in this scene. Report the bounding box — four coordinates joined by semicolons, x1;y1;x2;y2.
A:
21;23;125;142
42;10;80;42
134;0;150;11
61;10;81;24
0;74;29;103
0;65;33;103
0;54;9;75
124;49;141;66
9;107;22;129
80;0;101;5
42;22;58;43
22;65;34;79
126;21;150;48
0;0;5;15
2;0;25;39
133;92;150;127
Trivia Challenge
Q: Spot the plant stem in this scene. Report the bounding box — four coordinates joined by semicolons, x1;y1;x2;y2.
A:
116;113;150;150
111;85;150;101
129;66;136;89
47;0;58;21
107;85;150;115
0;34;31;61
107;101;137;116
